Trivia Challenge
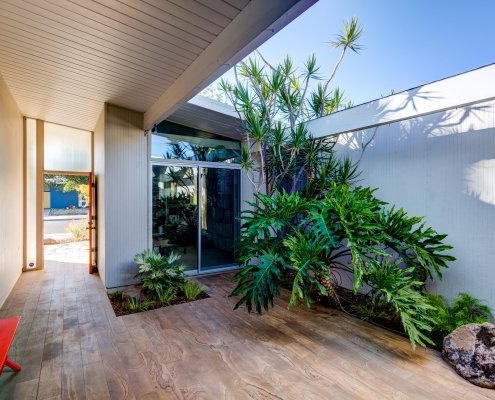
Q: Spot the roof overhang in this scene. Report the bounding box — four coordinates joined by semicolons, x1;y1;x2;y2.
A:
166;95;244;140
0;0;316;131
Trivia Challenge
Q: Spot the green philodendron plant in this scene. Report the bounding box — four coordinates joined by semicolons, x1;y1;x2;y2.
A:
230;179;455;349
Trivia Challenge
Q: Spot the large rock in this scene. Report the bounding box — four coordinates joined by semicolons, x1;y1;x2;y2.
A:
442;322;495;389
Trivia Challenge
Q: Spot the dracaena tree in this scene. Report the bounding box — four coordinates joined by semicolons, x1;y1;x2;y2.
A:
221;17;363;196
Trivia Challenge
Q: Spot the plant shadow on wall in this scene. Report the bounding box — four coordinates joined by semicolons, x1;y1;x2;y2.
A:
107;251;208;317
221;17;492;350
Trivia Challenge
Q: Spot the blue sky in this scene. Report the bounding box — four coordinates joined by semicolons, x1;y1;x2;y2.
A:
209;0;495;106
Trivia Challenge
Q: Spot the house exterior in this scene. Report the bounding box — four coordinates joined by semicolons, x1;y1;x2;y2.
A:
0;0;317;307
0;0;493;313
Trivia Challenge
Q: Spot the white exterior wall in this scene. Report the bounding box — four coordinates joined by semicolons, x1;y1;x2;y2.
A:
0;74;23;307
94;104;148;289
93;107;106;286
308;86;495;310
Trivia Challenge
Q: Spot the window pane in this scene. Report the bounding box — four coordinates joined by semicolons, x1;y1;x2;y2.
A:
152;165;198;271
44;122;91;172
151;122;241;163
200;168;240;270
25;118;37;268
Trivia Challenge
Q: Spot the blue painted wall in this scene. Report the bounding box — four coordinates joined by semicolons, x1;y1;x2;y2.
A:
50;189;79;209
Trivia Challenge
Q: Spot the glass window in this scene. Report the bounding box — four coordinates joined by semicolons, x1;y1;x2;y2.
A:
44;122;92;172
25;118;37;268
151;122;241;163
152;165;198;271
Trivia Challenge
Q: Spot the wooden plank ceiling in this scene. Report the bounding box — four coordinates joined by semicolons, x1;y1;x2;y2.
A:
0;0;252;130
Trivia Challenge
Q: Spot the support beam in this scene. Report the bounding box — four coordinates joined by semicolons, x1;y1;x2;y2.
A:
144;0;316;129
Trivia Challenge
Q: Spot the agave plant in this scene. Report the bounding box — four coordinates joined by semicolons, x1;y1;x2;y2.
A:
134;250;187;298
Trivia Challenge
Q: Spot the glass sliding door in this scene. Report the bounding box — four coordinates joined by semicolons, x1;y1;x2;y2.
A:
200;168;240;271
151;163;240;274
152;165;198;271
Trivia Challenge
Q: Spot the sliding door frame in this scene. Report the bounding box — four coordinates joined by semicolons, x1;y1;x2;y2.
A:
149;158;242;276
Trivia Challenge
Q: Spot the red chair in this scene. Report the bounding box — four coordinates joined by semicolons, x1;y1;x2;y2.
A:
0;316;22;376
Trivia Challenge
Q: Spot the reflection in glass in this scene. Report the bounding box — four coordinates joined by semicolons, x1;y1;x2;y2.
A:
152;165;198;271
200;168;240;270
151;122;241;163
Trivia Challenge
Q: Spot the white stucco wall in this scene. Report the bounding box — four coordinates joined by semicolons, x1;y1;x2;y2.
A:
308;92;495;311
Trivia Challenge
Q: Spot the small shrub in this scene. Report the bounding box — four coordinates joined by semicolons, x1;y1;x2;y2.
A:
426;292;493;349
134;250;187;298
450;292;492;324
108;290;123;301
182;280;203;301
127;297;156;313
157;287;176;306
66;220;88;241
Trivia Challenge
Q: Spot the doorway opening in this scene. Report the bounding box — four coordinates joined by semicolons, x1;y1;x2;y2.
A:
43;172;93;270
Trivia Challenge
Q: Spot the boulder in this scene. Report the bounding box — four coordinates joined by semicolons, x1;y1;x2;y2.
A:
442;322;495;389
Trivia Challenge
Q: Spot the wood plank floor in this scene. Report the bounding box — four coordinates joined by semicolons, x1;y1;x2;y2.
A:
0;261;494;400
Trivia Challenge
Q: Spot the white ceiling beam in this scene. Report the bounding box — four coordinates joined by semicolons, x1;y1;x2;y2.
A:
144;0;317;129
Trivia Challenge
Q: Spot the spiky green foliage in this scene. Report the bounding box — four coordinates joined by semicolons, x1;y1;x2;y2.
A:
231;175;455;349
157;287;177;306
426;292;493;349
221;19;363;195
127;297;156;313
134;250;187;298
182;280;204;301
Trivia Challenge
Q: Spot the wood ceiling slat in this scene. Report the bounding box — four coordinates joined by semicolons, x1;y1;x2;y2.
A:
0;28;178;89
223;0;250;10
9;82;149;115
0;67;156;105
11;92;101;114
196;0;241;19
0;52;167;106
0;57;163;101
163;0;232;27
24;0;196;71
0;37;171;93
68;0;209;52
0;3;187;80
142;0;229;33
117;0;221;39
45;0;203;64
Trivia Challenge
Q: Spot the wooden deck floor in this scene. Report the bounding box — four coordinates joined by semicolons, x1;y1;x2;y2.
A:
0;261;493;400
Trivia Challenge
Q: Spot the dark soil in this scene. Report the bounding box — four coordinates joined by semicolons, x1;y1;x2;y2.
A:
107;288;209;317
280;269;406;337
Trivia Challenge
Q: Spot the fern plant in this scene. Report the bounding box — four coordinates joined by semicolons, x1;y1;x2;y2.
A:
127;297;156;313
157;287;176;306
426;292;493;349
134;250;187;298
182;280;203;301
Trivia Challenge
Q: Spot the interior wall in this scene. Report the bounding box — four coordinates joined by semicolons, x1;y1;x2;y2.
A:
334;99;495;311
0;74;23;307
94;104;147;289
